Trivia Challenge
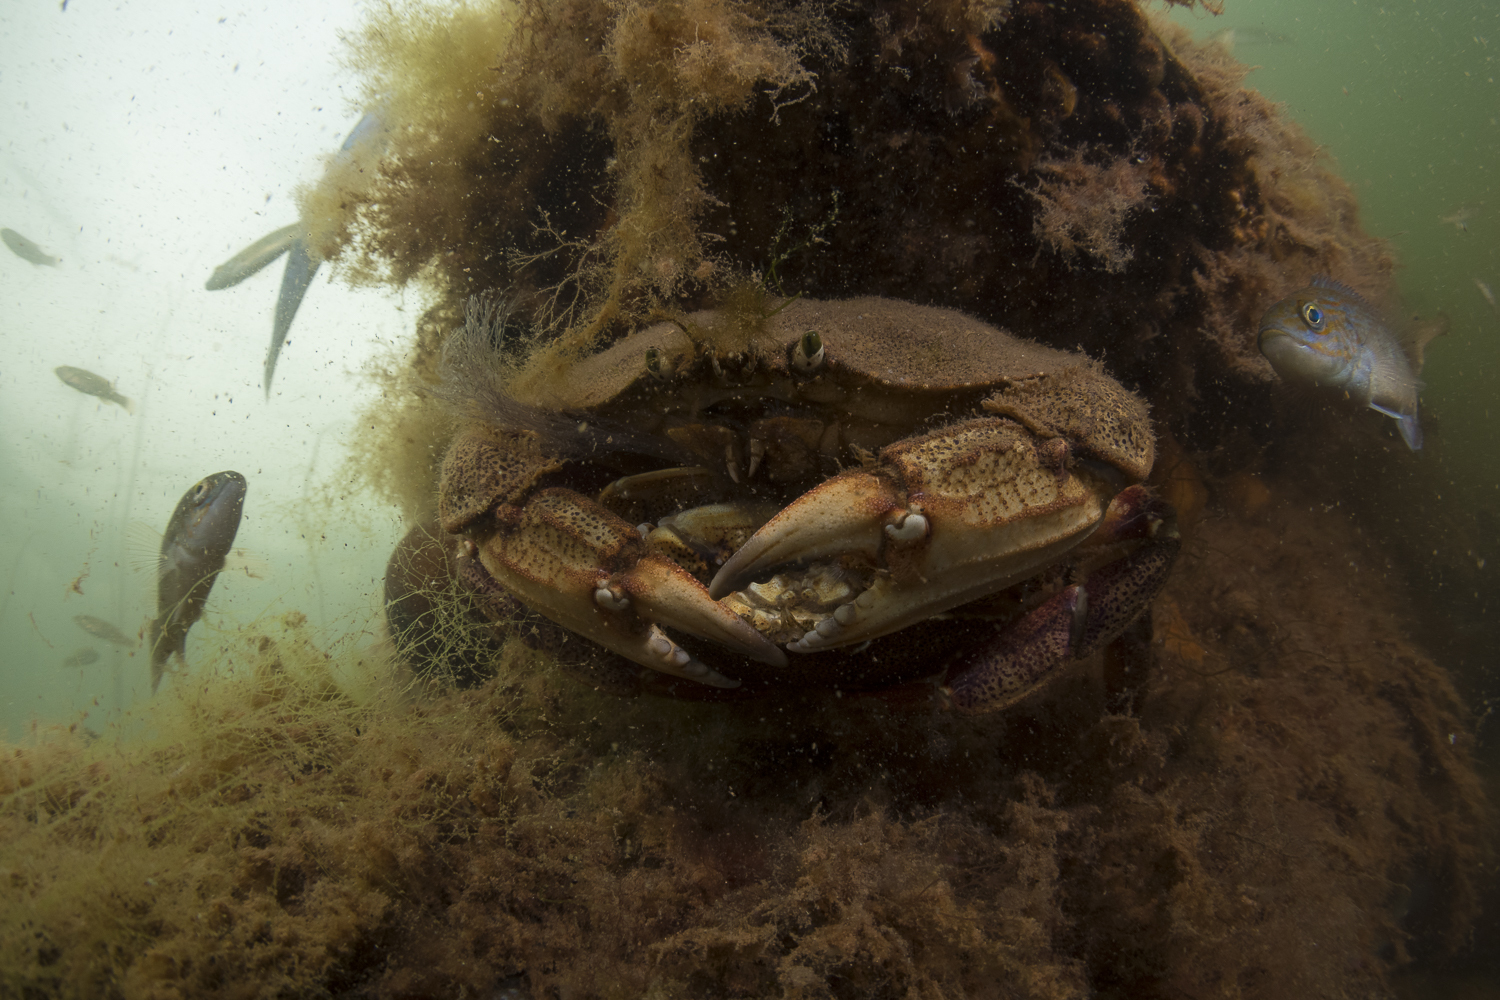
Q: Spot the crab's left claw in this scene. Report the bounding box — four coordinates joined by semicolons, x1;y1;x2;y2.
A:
710;417;1115;649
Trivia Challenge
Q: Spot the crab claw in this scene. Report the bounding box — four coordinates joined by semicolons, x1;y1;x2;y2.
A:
710;417;1113;650
475;487;787;685
708;470;904;599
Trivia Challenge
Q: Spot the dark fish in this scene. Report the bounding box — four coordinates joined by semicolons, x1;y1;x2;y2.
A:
1258;277;1441;450
149;471;247;693
74;613;136;647
205;223;302;290
55;365;134;414
2;228;60;266
62;648;99;668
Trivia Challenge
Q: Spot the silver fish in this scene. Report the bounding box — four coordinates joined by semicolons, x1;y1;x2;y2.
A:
265;236;319;395
208;112;390;397
2;228;59;266
1258;277;1440;450
74;613;137;647
1441;207;1474;232
1475;278;1497;314
205;223;302;290
55;365;134;414
149;471;247;693
62;648;99;668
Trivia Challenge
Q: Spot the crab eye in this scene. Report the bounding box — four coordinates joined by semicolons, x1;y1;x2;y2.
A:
1300;302;1326;330
791;329;825;375
644;346;667;380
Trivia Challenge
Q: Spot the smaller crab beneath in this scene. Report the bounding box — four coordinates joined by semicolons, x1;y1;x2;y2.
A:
427;296;1179;714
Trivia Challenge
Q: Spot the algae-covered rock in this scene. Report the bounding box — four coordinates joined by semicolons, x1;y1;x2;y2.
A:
2;0;1488;997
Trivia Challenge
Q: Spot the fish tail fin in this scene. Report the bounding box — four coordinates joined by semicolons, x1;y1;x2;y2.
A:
265;239;320;397
120;394;135;416
1398;413;1423;451
1369;402;1424;451
147;618;183;694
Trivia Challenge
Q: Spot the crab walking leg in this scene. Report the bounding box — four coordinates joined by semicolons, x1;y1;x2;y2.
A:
710;417;1112;649
476;488;786;685
945;513;1181;714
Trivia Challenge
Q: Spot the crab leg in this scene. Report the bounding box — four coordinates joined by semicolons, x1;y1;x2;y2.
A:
476;487;787;685
709;417;1112;650
945;501;1180;714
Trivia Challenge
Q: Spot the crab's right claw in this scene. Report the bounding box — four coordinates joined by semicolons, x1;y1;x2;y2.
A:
709;417;1112;650
472;488;787;685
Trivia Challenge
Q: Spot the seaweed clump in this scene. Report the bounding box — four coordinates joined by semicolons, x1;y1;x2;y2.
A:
0;497;1489;998
309;0;1392;475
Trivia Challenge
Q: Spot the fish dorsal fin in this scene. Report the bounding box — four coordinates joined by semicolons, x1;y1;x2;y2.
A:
1400;312;1450;372
1309;275;1380;312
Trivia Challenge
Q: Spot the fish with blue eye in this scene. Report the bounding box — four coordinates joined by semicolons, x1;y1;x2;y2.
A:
1258;277;1446;451
205;110;388;397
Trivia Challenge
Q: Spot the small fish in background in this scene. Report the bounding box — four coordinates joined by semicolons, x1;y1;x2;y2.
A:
1475;278;1498;315
54;366;134;413
1440;207;1475;232
62;648;99;669
2;227;60;266
1208;26;1295;53
204;223;302;290
74;614;137;647
149;471;247;693
54;365;135;414
1258;276;1445;451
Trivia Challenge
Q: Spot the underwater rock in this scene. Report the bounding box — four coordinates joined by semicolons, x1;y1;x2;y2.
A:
2;1;1478;997
309;0;1392;466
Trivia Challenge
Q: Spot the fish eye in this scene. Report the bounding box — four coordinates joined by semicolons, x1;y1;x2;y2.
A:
1300;302;1326;330
791;329;826;375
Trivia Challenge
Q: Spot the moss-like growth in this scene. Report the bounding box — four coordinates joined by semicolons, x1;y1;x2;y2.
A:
1;499;1488;998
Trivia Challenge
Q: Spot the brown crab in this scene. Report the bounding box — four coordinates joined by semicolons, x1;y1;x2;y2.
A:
435;296;1178;713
